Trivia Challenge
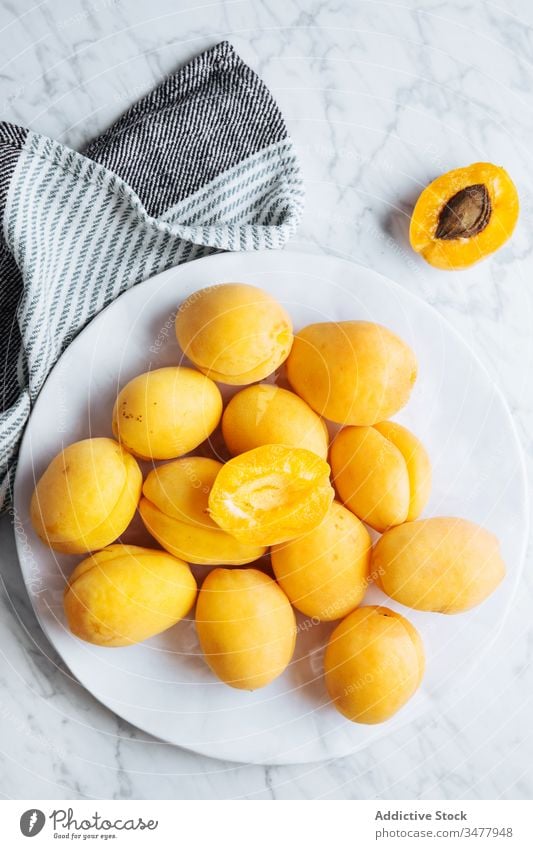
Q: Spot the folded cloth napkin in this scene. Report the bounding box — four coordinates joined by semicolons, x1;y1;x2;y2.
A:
0;41;304;509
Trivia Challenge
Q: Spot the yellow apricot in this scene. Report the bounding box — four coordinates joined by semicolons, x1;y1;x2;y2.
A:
271;502;371;621
30;438;141;554
330;422;431;532
409;163;519;270
195;568;296;689
286;321;417;426
373;421;432;521
373;517;506;614
175;283;293;385
112;366;222;460
64;544;197;646
222;384;329;459
139;457;265;565
324;605;425;724
208;444;334;546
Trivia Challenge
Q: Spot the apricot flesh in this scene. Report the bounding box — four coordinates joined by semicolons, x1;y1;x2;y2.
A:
64;544;197;646
175;283;293;385
112;366;222;460
30;437;142;554
208;444;335;546
222;384;329;459
324;605;425;724
330;422;431;532
286;321;417;426
373;517;506;613
139;457;265;565
271;501;371;621
195;568;296;689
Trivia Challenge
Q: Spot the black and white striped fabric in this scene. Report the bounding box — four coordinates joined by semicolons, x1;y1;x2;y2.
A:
0;41;304;508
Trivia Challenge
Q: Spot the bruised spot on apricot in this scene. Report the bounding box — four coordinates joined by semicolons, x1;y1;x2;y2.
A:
409;162;519;269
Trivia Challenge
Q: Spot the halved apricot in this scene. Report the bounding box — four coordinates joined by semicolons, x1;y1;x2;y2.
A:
286;321;417;427
271;501;372;621
208;445;334;546
410;162;519;269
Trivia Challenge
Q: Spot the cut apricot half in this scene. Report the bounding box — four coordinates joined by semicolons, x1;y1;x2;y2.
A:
139;457;266;566
208;445;335;546
409;162;519;269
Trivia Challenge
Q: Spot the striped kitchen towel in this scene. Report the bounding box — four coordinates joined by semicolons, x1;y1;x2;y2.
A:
0;41;304;509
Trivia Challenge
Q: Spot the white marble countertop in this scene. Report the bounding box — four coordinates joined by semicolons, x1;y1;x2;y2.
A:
1;0;532;800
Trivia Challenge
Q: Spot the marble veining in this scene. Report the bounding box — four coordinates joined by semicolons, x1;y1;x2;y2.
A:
0;0;532;799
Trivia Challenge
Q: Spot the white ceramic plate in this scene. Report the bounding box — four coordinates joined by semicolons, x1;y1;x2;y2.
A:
14;251;528;765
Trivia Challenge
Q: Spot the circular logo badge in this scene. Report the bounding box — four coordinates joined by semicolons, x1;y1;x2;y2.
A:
20;810;46;837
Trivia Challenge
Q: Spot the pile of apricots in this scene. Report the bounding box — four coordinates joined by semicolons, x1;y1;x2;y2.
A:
30;280;506;726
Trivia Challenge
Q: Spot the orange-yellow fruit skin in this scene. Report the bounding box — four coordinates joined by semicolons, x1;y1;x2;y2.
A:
286;321;417;426
112;366;222;460
324;605;425;724
175;283;293;385
222;384;329;459
208;444;335;546
330;422;431;532
271;501;371;621
409;162;519;270
139;457;265;566
373;517;506;613
195;568;296;689
64;544;197;646
30;437;142;554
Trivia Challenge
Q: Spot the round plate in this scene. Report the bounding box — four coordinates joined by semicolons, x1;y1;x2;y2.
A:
14;251;528;765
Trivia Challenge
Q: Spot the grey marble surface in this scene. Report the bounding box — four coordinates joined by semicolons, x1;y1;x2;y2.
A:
1;0;532;800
